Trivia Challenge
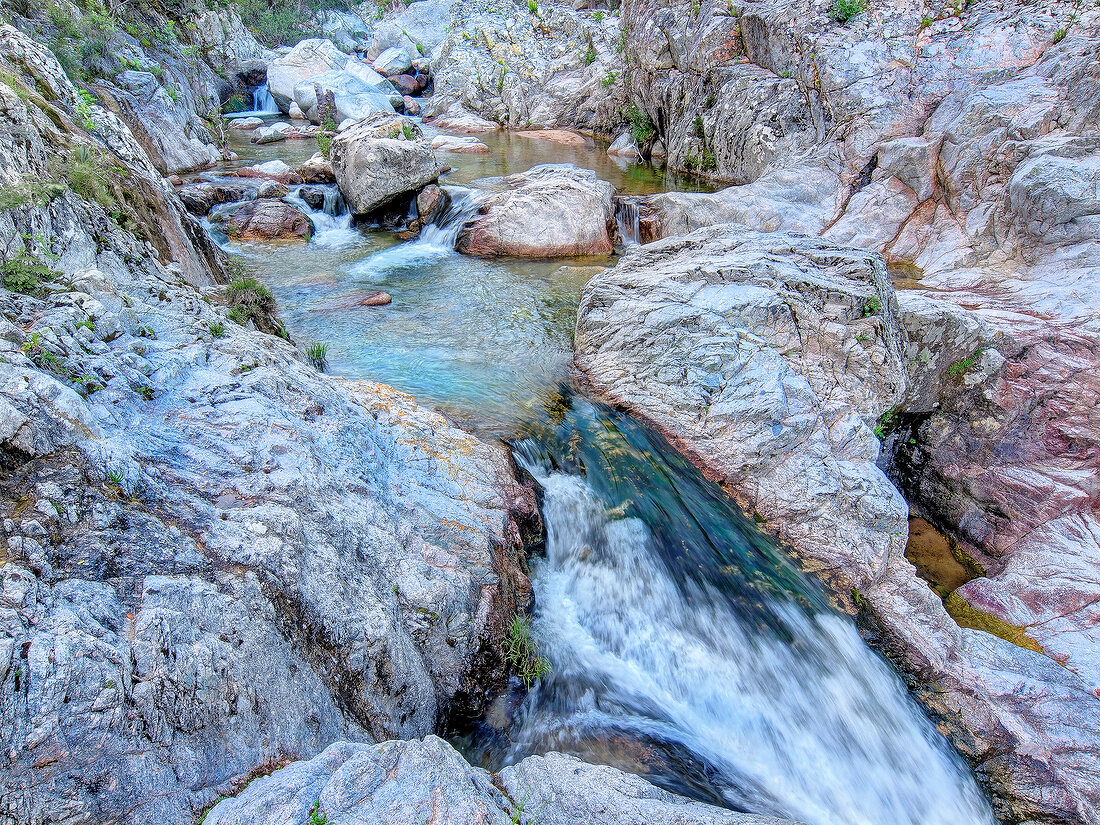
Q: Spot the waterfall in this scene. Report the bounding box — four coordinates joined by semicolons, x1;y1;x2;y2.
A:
224;83;281;119
253;83;278;114
615;198;641;245
416;186;483;251
497;396;998;825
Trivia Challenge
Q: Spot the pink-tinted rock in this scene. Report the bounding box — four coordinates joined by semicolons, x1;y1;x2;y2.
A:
227;199;312;242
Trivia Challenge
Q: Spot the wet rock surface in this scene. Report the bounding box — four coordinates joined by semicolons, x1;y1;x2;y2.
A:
225;198;313;241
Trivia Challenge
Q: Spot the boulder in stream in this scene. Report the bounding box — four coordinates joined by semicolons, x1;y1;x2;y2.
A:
457;164;615;257
267;38;349;110
226;198;313;241
293;69;396;124
330;112;442;216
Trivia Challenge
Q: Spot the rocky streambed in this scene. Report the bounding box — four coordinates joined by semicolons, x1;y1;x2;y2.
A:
1;0;1099;822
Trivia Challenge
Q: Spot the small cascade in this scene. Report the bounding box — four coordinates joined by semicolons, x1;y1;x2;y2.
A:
286;185;359;248
253;83;278;114
615;198;641;246
415;186;483;251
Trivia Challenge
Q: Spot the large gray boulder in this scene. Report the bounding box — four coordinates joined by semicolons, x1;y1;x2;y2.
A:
292;69;394;124
369;0;451;58
330;112;442;215
267;38;349;110
202;736;800;825
456;164;615;257
423;0;627;132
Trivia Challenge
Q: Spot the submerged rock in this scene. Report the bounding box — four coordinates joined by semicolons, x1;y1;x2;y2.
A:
431;134;490;153
226;199;313;241
457;164;615;257
202;736;798;825
330;112;442;215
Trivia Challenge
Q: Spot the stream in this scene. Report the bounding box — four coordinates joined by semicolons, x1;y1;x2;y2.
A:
201;122;999;825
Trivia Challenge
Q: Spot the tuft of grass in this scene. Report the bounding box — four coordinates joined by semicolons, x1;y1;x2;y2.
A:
600;70;618;88
1052;27;1066;43
831;0;867;23
106;469;125;487
209;322;226;339
593;10;604;21
503;615;552;688
315;132;333;159
226;274;285;337
306;342;328;371
583;44;597;65
527;0;537;13
945;349;982;376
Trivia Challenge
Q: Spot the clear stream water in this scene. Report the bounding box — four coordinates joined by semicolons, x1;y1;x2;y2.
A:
204;123;998;825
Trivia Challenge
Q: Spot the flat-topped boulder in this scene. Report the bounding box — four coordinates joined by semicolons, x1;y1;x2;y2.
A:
329;112;442;215
456;164;615;257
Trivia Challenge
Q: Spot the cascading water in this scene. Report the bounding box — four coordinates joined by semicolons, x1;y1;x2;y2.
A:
474;392;998;825
224;83;281;119
615;198;642;245
349;186;484;276
285;184;359;248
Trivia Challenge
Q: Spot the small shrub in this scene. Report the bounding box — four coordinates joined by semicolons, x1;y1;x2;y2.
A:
106;469;125;487
209;322;226;339
503;615;552;688
593;10;605;21
1052;27;1066;43
308;800;328;825
831;0;867;23
527;0;537;13
165;86;179;103
226;274;283;335
862;295;881;316
583;45;597;65
75;89;98;130
315;132;333;158
873;406;898;440
600;69;618;88
401;122;414;140
306;342;328;371
626;104;655;146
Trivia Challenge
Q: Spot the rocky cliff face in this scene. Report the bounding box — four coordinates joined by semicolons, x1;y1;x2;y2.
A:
0;26;536;825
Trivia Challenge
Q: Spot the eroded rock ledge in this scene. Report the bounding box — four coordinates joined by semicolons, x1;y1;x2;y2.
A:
574;224;1100;825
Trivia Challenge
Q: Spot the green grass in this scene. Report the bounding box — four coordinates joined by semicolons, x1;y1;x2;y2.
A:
873;406;898;440
862;295;881;316
945;349;982;376
600;70;618;88
209;322;226;339
306;342;328;371
503;615;552;688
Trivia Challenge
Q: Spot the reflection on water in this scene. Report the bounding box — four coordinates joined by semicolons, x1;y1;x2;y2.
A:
460;391;998;825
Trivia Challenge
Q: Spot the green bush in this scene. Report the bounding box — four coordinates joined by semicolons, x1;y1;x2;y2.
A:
626;104;655;146
831;0;867;23
600;70;618;88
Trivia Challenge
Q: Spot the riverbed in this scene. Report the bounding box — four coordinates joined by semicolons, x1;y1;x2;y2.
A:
201;121;999;825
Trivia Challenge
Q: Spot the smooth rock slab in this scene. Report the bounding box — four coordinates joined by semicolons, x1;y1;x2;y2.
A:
203;736;801;825
431;134;490;153
457;164;615;257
